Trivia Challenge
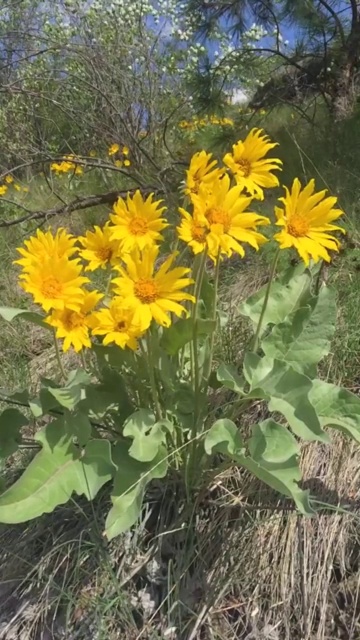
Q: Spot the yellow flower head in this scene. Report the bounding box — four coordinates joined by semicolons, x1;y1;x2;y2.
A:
177;209;214;258
91;297;143;350
5;175;14;184
112;245;195;332
89;150;97;157
122;146;130;156
274;178;345;265
51;161;73;174
110;190;168;252
19;256;89;313
74;165;83;176
185;150;224;197
115;160;123;167
78;222;121;272
123;159;131;167
15;228;78;271
192;173;270;259
108;143;120;156
0;185;8;196
46;290;103;352
23;186;29;193
14;184;21;192
223;128;282;200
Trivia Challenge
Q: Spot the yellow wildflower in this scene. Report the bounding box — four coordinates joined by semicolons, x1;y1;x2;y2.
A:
274;178;345;265
78;222;121;271
223;128;282;200
47;290;103;352
19;256;89;313
192;173;270;259
122;146;130;156
185;150;224;198
108;143;120;156
15;228;78;271
110;190;168;252
89;150;97;157
91;297;143;350
112;245;195;331
14;184;21;192
5;175;14;184
123;159;131;167
115;160;123;168
177;209;214;258
0;185;8;196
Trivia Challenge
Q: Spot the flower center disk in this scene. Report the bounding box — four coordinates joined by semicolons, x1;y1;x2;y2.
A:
191;222;208;242
129;217;149;236
41;277;63;299
287;215;310;238
236;158;252;177
96;247;112;261
206;207;231;233
134;278;159;303
64;311;84;330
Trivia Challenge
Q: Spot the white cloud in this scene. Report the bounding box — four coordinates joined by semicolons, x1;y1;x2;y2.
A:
230;88;248;104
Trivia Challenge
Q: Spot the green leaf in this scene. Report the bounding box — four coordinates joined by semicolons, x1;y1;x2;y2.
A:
160;317;216;355
80;368;134;424
65;411;92;446
0;420;115;524
0;409;28;459
104;442;167;540
240;271;311;330
0;306;50;329
205;419;244;456
48;369;92;410
262;287;336;374
243;354;329;443
205;417;312;515
309;379;360;443
243;420;312;515
123;409;168;462
217;363;245;395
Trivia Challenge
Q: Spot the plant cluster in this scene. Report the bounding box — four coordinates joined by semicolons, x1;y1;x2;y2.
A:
0;127;358;540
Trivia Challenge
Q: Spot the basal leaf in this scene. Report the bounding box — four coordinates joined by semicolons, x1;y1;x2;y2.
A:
262;287;336;374
240;271;311;330
217;364;245;395
104;442;167;540
0;306;50;329
204;419;244;456
48;369;91;410
65;411;92;446
123;409;168;462
0;420;114;524
309;379;360;443
243;354;329;442
0;409;29;459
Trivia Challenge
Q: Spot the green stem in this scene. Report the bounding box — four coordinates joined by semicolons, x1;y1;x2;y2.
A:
203;254;221;384
80;350;87;371
252;248;280;353
191;249;208;404
53;329;66;381
145;332;163;420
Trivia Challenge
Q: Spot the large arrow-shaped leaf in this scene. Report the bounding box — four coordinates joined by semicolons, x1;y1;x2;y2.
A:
309;379;360;443
262;287;336;375
0;306;50;329
0;420;115;524
104;442;168;540
205;418;312;515
243;354;329;442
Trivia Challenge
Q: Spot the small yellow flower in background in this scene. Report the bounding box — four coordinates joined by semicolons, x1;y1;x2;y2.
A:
274;178;345;265
47;290;103;352
91;297;143;350
110;190;168;252
123;159;131;167
122;146;129;156
5;175;14;184
223;128;282;200
22;186;29;193
115;160;123;168
0;185;8;196
112;245;195;331
74;165;83;176
108;143;120;156
15;228;78;271
259;109;267;116
177;209;211;256
78;222;121;272
89;150;97;157
191;173;270;259
19;256;89;313
14;184;21;192
185;150;224;197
